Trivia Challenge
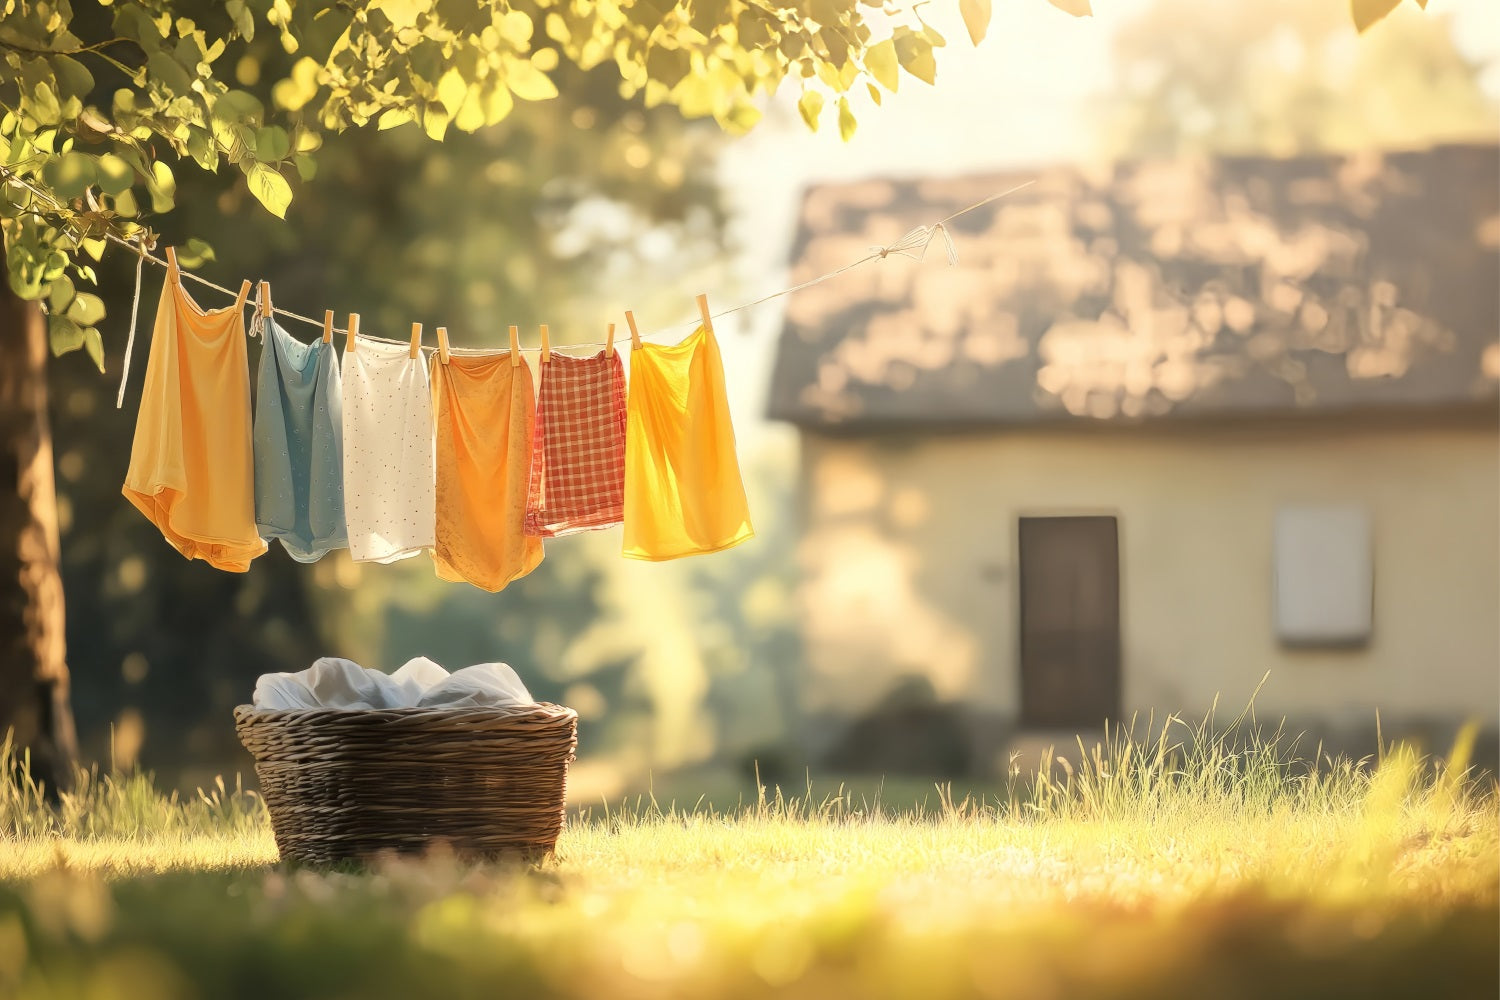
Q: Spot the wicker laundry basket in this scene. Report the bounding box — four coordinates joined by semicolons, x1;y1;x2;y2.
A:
234;702;578;865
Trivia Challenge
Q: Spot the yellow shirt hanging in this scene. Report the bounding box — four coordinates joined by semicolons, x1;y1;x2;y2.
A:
623;324;753;560
122;266;266;572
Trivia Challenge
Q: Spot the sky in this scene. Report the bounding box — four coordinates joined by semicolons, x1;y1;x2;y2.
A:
708;0;1500;450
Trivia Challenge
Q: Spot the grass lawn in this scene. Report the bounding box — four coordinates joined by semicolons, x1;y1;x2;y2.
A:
0;719;1495;1000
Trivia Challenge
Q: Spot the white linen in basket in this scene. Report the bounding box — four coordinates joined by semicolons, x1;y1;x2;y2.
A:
253;656;534;710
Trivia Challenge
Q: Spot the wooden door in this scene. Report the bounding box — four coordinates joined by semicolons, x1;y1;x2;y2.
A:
1018;516;1120;728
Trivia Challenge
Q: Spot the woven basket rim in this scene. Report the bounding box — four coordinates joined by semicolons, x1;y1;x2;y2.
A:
233;702;577;722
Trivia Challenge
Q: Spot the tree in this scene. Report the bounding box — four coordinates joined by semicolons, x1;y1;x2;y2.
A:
1100;0;1495;159
0;276;75;794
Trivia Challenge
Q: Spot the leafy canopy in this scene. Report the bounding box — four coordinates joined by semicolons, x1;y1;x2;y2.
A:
0;0;1420;366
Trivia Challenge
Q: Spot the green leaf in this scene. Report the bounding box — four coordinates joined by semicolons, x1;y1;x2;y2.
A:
147;50;195;96
407;41;444;87
95;152;134;195
500;9;534;44
186;126;217;170
894;31;937;85
255;125;291;161
507;60;559;101
44;151;96;199
226;0;255;40
454;94;486;133
1045;0;1092;15
26;82;62;127
437;68;468;116
51;55;95;101
83;328;105;373
483;85;514;126
271;57;321;112
377;109;414;130
49;315;85;356
959;0;991;45
149;160;175;213
837;96;856;142
1350;0;1401;31
719;100;761;134
48;275;76;314
114;5;164;48
212;90;264;124
177;237;215;268
66;292;106;326
646;45;692;89
43;251;68;283
422;105;450;141
865;38;899;92
797;90;824;132
294;153;317;182
247;163;292;218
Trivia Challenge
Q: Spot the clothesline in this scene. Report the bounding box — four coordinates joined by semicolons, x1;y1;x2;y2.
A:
127;179;1032;347
0;159;1033;365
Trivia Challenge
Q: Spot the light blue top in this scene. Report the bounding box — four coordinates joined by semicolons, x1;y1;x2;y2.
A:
253;319;348;562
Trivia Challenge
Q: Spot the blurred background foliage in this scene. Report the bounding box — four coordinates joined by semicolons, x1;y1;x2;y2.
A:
38;0;1496;795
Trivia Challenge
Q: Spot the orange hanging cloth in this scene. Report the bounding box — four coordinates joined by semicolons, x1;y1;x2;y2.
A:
622;325;753;560
122;263;266;572
430;352;544;591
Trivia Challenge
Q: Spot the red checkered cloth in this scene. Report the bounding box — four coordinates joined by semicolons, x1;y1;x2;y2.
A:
525;350;627;537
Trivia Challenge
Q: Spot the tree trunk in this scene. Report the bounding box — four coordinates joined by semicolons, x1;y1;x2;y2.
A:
0;283;77;795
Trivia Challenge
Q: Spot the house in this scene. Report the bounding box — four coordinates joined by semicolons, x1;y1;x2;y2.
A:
768;144;1500;775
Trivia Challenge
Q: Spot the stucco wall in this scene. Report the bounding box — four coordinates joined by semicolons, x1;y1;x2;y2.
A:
794;419;1500;737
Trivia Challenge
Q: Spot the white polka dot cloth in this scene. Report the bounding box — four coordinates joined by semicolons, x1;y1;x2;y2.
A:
340;336;436;563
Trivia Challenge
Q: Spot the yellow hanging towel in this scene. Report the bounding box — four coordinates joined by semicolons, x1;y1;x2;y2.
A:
122;265;265;572
430;352;544;591
623;325;753;560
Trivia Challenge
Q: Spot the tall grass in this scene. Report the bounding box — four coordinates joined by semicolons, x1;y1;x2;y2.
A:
0;734;265;842
1;702;1491;846
0;706;1494;1000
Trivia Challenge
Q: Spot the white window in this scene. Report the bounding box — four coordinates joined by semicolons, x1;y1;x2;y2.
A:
1273;506;1373;646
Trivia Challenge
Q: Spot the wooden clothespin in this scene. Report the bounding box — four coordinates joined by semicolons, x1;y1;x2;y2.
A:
322;310;334;344
259;280;273;318
605;322;616;358
625;310;642;351
234;280;252;311
508;325;520;367
345;313;360;355
436;326;451;365
696;293;713;333
408;322;422;360
539;323;551;364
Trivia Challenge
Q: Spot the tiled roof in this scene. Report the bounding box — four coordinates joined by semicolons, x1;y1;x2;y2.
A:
769;145;1500;429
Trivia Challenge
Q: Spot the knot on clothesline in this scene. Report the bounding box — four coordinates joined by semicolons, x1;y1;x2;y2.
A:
871;222;959;266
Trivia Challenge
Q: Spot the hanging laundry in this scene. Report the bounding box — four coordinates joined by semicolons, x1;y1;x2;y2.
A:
253;318;348;562
430;352;544;591
122;264;266;572
341;337;435;563
622;324;753;560
525;350;627;538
